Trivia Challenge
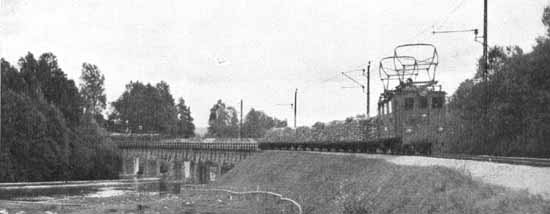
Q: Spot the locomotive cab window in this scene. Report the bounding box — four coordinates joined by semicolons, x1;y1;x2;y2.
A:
404;97;414;110
432;97;444;108
419;96;428;109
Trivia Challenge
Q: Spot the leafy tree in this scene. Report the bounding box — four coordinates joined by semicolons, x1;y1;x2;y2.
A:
17;53;82;125
543;5;550;35
1;56;120;182
176;98;195;138
1;59;27;93
1;89;70;181
110;81;177;134
207;100;239;137
444;5;550;157
155;81;177;133
242;108;287;138
79;63;106;116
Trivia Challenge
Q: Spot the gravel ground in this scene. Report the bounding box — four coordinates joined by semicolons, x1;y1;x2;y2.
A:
321;152;550;200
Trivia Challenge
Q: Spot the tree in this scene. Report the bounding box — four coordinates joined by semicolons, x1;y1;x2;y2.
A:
17;53;83;125
1;54;120;182
207;100;239;138
444;6;550;157
155;81;177;133
1;58;27;93
110;81;177;134
543;5;550;35
79;63;106;116
176;98;195;138
242;108;287;138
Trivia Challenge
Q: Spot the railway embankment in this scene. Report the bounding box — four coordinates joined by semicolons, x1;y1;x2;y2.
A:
352;153;550;200
215;151;550;214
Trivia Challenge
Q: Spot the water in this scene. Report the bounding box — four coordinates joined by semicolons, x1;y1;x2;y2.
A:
0;178;299;214
0;177;182;201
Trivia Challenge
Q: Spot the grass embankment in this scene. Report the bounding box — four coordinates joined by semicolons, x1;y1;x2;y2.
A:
215;151;550;214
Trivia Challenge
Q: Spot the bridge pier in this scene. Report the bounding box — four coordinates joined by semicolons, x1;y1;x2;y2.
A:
133;157;140;175
191;161;199;184
155;159;161;176
173;161;183;180
200;162;210;184
184;161;191;181
164;160;174;177
215;164;222;181
145;159;160;177
121;157;129;175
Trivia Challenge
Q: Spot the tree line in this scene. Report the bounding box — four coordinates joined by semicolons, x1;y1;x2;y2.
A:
106;88;287;139
205;99;287;138
444;5;550;157
1;53;119;181
0;53;200;182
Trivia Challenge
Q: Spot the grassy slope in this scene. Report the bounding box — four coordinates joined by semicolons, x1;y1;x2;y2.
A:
215;151;550;214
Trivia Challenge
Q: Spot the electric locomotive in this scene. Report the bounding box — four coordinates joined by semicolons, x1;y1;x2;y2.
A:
373;44;446;154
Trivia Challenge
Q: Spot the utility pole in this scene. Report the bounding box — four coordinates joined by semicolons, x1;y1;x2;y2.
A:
294;88;297;129
0;61;2;155
482;0;489;119
362;61;371;118
239;99;243;139
483;0;488;82
432;0;489;145
482;0;489;146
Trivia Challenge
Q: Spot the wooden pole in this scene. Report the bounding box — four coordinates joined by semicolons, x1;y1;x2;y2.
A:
294;89;297;129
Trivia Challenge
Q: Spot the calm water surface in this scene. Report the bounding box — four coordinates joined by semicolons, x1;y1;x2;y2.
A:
0;177;184;201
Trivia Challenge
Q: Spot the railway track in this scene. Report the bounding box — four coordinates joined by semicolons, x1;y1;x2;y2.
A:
430;154;550;167
116;139;550;167
260;142;550;167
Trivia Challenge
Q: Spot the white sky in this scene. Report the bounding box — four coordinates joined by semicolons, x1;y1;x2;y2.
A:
2;0;549;127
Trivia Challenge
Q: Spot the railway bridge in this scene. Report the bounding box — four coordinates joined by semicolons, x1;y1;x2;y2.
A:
116;138;258;184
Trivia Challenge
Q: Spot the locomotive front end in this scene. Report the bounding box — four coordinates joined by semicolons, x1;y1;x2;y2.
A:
376;44;447;154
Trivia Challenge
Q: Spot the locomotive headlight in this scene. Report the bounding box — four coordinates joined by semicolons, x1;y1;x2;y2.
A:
406;128;412;133
437;127;444;132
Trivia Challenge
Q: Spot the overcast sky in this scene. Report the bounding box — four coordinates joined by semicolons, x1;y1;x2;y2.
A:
2;0;549;127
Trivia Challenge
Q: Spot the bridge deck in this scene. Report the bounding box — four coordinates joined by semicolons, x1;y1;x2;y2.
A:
117;141;259;152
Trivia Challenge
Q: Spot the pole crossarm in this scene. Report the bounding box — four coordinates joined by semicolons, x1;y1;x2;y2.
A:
432;28;478;34
341;72;365;91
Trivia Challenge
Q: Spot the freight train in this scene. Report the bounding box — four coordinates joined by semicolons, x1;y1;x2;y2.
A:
259;44;446;155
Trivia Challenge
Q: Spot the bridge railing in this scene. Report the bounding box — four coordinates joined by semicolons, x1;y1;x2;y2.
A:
117;140;259;152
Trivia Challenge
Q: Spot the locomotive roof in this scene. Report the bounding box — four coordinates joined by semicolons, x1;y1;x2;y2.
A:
378;82;445;105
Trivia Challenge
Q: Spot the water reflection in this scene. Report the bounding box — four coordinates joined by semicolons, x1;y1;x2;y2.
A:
0;177;185;201
0;176;298;213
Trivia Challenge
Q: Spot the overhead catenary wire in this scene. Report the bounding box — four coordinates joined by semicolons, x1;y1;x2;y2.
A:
436;0;469;29
407;0;469;42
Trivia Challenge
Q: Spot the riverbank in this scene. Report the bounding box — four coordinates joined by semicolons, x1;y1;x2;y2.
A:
0;187;287;214
215;151;550;214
